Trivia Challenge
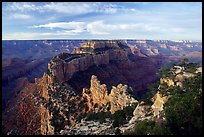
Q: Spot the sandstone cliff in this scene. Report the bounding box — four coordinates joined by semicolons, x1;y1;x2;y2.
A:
82;75;138;114
2;40;159;135
47;41;131;83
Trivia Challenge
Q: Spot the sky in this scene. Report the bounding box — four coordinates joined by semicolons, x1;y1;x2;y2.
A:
2;2;202;40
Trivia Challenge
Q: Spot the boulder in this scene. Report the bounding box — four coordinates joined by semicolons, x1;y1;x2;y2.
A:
151;92;170;117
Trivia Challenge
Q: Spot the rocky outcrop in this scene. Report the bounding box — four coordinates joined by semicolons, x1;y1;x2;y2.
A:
119;65;202;134
151;92;170;117
82;75;138;114
2;40;159;135
60;119;115;135
152;66;202;117
47;41;131;83
2;58;50;111
67;55;158;95
40;105;54;135
119;101;153;134
2;81;53;135
159;78;174;87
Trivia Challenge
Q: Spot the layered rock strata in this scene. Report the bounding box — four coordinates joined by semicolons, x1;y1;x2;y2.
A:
2;40;158;135
47;41;131;83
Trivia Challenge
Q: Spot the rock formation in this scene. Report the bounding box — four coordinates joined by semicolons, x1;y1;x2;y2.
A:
119;101;153;134
120;65;202;134
2;40;158;135
47;40;131;83
60;119;115;135
151;65;202;117
151;92;170;117
82;75;138;114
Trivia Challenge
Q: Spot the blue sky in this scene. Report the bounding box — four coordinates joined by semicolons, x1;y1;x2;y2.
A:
2;2;202;40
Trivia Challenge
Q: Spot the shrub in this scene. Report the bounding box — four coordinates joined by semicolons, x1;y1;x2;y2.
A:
164;73;202;135
128;120;171;135
186;62;199;73
85;111;111;123
111;110;126;127
115;128;121;135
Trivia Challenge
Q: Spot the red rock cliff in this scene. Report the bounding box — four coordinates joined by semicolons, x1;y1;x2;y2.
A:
47;41;131;83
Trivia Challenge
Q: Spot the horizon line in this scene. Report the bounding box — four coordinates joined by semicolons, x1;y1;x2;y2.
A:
2;39;202;42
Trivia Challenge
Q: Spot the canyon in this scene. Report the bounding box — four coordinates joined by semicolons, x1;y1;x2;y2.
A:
2;40;202;135
2;40;157;134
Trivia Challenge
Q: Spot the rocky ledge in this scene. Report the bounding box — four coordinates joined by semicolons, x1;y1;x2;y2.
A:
47;40;131;83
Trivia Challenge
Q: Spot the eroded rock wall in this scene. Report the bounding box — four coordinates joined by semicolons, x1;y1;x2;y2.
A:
47;41;131;84
82;75;138;114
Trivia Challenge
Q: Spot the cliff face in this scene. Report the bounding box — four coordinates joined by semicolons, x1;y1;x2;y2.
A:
2;81;53;135
3;74;90;135
2;58;49;110
82;75;138;114
47;41;130;84
3;74;138;134
46;40;158;96
2;40;158;135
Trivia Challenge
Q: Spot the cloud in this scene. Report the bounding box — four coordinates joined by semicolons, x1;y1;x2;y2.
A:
32;22;86;34
2;30;81;40
33;22;85;29
86;21;162;35
6;2;41;12
31;20;164;36
9;13;31;19
43;2;95;14
87;21;110;35
5;2;122;15
3;2;202;40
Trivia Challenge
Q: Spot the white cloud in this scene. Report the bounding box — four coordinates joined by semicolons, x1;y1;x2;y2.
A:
5;2;121;15
6;2;41;12
43;2;94;14
3;2;201;40
31;20;164;36
9;13;31;19
2;30;81;40
32;21;86;34
86;21;159;35
33;22;85;29
87;21;110;35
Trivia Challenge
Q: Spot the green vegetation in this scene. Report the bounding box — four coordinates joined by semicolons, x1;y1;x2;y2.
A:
85;103;137;127
52;52;81;62
111;105;138;127
127;120;171;135
178;58;189;67
84;59;202;135
186;62;199;73
164;73;202;135
112;110;126;127
157;67;171;78
141;81;160;105
85;111;112;123
115;128;121;135
133;58;202;135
